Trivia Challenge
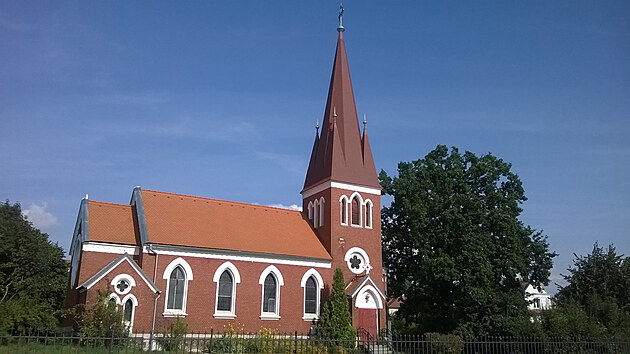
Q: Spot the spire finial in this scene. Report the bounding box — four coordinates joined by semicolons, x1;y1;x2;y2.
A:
316;119;320;133
337;3;345;32
363;113;367;126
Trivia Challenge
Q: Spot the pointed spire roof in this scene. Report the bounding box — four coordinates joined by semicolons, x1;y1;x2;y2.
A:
303;30;381;192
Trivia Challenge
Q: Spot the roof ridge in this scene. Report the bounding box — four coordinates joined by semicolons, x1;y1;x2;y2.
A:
142;189;302;214
88;200;132;208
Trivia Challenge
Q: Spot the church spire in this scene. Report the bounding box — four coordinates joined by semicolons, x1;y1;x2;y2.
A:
303;10;380;192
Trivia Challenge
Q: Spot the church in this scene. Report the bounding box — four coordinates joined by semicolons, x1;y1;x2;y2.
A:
66;16;386;338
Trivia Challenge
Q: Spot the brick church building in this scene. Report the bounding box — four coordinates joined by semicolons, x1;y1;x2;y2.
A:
66;19;386;338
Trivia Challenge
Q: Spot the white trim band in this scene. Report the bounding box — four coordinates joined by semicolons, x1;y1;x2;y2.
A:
302;181;381;199
82;242;140;255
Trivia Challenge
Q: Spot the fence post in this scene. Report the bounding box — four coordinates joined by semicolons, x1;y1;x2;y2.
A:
294;330;298;353
209;328;213;353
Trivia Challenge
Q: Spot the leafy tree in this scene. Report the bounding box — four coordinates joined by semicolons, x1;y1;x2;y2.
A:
549;243;630;338
317;268;356;345
0;201;68;330
380;145;556;337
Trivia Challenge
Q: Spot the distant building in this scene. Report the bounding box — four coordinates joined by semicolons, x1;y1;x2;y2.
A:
524;284;553;312
65;20;386;338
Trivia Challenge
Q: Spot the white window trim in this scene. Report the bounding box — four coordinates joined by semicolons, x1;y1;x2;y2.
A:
339;195;349;226
109;293;122;306
350;192;364;227
345;247;371;275
307;201;313;220
258;265;284;320
300;268;324;321
121;294;138;333
212;261;241;319
111;273;136;295
313;199;319;229
318;197;325;227
162;257;193;317
364;199;373;229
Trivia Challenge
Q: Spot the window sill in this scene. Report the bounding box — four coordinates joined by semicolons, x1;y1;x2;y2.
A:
302;314;319;321
351;224;362;228
162;311;188;318
213;312;236;319
260;314;281;320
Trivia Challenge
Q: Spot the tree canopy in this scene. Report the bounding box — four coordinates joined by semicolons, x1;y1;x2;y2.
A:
543;243;630;338
380;145;556;337
0;201;68;330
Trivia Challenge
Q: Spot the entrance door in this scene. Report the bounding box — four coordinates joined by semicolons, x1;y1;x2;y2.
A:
358;308;378;342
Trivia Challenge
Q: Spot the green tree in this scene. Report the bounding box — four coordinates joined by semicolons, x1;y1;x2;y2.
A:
317;268;356;345
380;145;556;337
0;201;68;330
69;289;129;340
549;243;630;338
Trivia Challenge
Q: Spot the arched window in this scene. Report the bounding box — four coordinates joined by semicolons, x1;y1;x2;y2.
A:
307;201;313;220
313;199;319;228
351;196;361;226
123;298;133;322
217;271;233;312
213;261;241;319
121;294;138;332
305;277;317;314
167;266;186;310
340;196;348;225
259;265;284;319
319;197;325;227
300;268;324;320
263;274;277;313
365;200;373;229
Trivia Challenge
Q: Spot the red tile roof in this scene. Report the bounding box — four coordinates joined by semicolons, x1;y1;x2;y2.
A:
88;201;139;245
140;190;331;260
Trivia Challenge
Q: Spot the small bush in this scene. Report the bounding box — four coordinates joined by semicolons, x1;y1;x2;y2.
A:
161;317;189;351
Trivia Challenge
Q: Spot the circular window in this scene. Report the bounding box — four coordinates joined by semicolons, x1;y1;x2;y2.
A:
111;274;135;295
344;247;370;275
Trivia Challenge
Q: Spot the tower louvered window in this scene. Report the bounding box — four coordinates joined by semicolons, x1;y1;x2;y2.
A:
351;196;360;226
217;270;233;311
341;198;348;225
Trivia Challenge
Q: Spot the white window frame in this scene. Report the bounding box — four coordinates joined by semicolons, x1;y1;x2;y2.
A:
313;199;319;228
121;293;138;333
339;195;349;226
318;197;325;227
307;201;313;220
108;293;122;306
258;265;284;320
364;199;373;229
300;268;324;321
111;273;136;295
349;192;363;227
212;261;241;319
345;247;371;275
162;257;193;317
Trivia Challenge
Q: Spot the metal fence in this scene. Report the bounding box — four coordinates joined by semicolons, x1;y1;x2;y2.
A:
1;330;629;353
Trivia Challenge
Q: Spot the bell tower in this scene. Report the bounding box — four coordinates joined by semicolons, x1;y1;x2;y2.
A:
301;7;386;336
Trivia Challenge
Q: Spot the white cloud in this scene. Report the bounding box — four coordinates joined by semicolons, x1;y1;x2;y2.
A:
22;203;60;231
268;203;303;212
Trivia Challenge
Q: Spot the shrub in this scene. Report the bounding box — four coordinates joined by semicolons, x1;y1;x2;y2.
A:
161;317;189;351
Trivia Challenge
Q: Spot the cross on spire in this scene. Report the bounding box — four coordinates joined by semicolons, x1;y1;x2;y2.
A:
337;3;345;32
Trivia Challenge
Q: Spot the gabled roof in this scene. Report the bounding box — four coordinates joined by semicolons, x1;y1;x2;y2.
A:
345;274;386;300
88;201;139;245
77;253;159;293
303;31;381;191
140;189;331;260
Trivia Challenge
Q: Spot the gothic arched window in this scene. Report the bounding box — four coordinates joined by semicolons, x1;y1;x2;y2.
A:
351;196;361;226
167;266;186;311
304;276;317;315
263;274;277;314
217;270;233;312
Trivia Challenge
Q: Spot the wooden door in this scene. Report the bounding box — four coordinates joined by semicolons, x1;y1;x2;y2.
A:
358;308;378;343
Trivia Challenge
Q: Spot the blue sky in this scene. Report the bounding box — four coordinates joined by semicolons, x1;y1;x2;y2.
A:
1;1;628;294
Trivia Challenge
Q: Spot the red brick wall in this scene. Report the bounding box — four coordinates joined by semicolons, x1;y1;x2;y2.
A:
303;186;387;332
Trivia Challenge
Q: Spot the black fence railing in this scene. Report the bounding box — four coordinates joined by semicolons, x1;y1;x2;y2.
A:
0;330;629;353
